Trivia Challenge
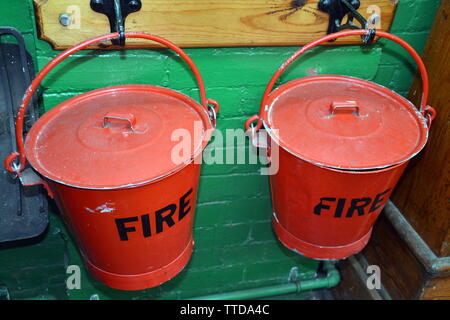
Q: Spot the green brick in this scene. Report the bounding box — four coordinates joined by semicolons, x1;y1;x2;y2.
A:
379;31;430;66
205;127;250;149
249;221;276;243
373;64;396;87
221;197;272;224
42;91;83;112
410;0;441;32
261;242;318;278
221;243;268;267
195;197;272;229
168;46;382;89
185;248;224;272
389;66;417;93
197;173;270;203
185;85;266;118
194;223;251;250
37;52;168;91
189;86;245;117
242;256;318;283
175;266;247;298
0;213;67;300
262;241;296;262
160;272;215;298
200;144;265;176
200;159;262;176
194;202;227;227
243;261;297;282
390;0;441;33
192;227;217;250
389;0;416;33
0;1;36;34
239;86;266;115
213;224;252;247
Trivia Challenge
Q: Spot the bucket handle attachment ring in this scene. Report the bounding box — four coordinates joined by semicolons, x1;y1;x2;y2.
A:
5;32;219;174
245;29;436;135
207;98;220;127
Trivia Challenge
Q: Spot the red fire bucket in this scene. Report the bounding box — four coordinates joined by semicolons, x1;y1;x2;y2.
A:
245;30;436;260
5;32;219;290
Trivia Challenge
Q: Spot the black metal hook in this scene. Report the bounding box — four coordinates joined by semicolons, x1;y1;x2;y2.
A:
90;0;142;46
318;0;374;44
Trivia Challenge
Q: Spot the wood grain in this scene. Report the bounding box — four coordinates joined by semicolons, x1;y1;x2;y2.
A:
331;255;386;300
422;276;450;300
340;214;450;300
34;0;396;49
391;0;450;257
363;215;428;300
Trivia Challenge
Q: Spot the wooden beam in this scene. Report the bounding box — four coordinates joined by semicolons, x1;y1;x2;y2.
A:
391;0;450;258
422;276;450;300
34;0;396;49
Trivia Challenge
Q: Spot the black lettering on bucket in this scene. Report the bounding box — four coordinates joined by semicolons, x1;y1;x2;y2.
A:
334;198;346;218
114;188;194;241
346;198;372;218
313;188;391;218
179;188;193;221
155;204;177;233
115;217;139;241
141;214;151;238
314;198;336;215
369;189;391;213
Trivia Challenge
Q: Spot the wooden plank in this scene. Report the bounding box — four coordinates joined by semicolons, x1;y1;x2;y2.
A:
34;0;396;49
331;257;375;300
360;202;450;300
331;255;387;300
421;276;450;300
391;0;450;257
362;215;429;300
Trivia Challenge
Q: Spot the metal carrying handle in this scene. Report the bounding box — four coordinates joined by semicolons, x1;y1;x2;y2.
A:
102;112;136;131
330;101;359;116
245;29;436;133
5;32;219;173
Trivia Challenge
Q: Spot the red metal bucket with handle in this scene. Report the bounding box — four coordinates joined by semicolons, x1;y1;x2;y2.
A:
5;32;219;290
245;30;436;261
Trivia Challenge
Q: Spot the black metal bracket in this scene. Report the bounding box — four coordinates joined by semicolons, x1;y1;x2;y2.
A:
90;0;142;46
318;0;373;44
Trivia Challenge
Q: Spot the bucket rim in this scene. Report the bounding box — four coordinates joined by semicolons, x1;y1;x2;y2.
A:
25;84;213;190
267;134;410;174
261;75;430;171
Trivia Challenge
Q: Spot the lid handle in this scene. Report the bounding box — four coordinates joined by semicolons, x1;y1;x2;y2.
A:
103;112;136;131
245;30;436;134
330;101;359;116
5;32;219;174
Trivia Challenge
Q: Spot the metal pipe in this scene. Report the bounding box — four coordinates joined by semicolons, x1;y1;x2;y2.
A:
383;201;450;277
189;262;340;300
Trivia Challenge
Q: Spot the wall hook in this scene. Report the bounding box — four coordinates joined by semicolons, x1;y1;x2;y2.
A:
90;0;142;46
318;0;372;43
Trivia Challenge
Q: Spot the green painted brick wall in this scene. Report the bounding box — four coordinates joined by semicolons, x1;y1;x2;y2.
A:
0;0;441;299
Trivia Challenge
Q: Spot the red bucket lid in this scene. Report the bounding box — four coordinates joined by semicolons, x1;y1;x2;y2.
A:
261;75;429;170
25;85;212;189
